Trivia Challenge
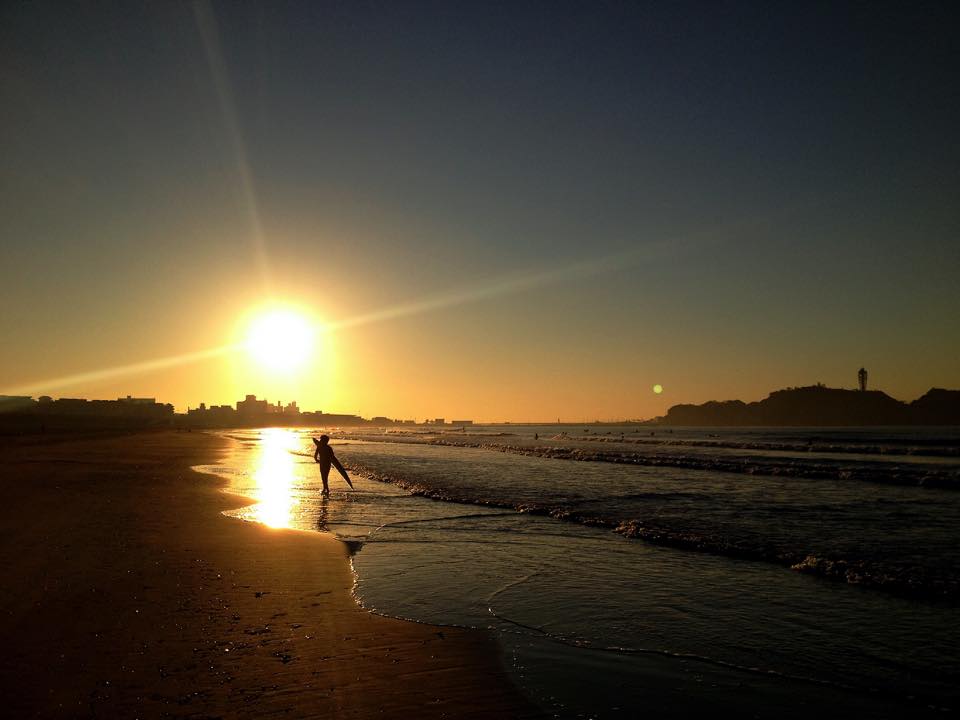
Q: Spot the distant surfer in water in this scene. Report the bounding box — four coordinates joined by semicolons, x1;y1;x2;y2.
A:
312;435;353;495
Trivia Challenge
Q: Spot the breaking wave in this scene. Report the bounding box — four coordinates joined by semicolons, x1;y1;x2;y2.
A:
424;439;960;489
346;462;960;603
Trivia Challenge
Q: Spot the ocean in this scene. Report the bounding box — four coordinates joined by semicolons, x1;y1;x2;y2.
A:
198;425;960;717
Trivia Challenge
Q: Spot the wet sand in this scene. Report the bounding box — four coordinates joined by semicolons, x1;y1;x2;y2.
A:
0;431;540;718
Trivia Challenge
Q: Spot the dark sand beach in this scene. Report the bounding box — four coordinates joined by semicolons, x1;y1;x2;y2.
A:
0;431;539;718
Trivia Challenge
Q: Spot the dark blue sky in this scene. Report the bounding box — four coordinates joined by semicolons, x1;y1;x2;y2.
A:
1;1;958;417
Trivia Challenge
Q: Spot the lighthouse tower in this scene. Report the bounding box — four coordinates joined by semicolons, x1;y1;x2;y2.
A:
858;367;868;392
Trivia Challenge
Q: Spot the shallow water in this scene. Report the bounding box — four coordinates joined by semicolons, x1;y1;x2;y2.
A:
198;426;960;717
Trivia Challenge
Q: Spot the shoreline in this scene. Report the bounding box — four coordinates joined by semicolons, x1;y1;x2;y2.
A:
0;430;540;718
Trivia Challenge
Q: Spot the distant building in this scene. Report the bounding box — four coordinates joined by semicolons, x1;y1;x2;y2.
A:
0;395;173;428
451;420;473;426
302;411;367;426
118;395;156;404
858;367;868;392
233;394;307;422
0;395;35;413
237;394;269;418
187;402;237;427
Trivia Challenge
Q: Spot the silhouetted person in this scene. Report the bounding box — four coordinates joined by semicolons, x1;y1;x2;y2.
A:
312;435;353;495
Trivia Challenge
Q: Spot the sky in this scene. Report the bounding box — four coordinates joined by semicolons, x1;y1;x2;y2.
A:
1;1;958;421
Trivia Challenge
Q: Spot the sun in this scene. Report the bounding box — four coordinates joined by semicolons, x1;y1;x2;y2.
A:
244;308;317;372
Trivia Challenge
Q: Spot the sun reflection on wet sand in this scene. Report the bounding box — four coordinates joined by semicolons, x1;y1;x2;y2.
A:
247;428;301;528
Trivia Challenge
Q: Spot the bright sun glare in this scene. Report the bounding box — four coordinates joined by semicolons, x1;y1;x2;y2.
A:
245;309;317;372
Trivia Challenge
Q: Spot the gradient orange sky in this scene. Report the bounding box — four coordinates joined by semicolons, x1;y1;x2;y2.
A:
2;3;958;421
